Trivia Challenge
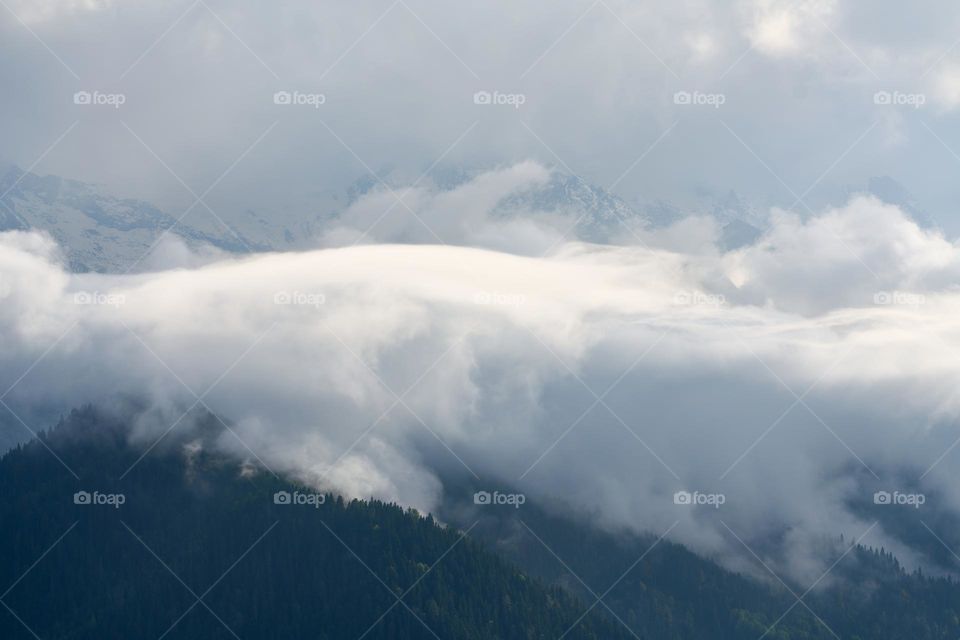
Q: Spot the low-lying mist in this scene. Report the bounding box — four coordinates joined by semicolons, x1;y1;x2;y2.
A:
3;169;960;584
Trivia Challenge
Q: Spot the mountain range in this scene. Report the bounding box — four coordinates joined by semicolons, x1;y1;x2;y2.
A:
0;165;778;272
3;164;926;273
3;407;960;640
0;407;635;640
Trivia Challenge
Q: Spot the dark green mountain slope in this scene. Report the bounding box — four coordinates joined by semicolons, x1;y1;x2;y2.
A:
441;484;960;640
0;407;631;640
6;406;960;640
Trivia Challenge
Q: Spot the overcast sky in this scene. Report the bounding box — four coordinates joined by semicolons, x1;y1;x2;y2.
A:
4;0;960;231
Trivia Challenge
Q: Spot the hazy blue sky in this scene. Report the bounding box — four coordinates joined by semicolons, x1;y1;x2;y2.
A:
3;0;960;230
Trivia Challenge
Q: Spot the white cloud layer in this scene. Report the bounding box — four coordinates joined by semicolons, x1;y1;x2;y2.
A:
3;170;960;582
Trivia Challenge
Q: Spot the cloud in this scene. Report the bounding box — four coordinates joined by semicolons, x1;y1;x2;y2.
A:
6;0;114;24
930;64;960;111
3;182;960;583
320;161;556;252
724;195;960;314
5;0;960;233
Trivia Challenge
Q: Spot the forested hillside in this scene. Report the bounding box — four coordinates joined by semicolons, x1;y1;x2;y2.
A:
448;485;960;640
0;407;630;640
4;406;960;640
